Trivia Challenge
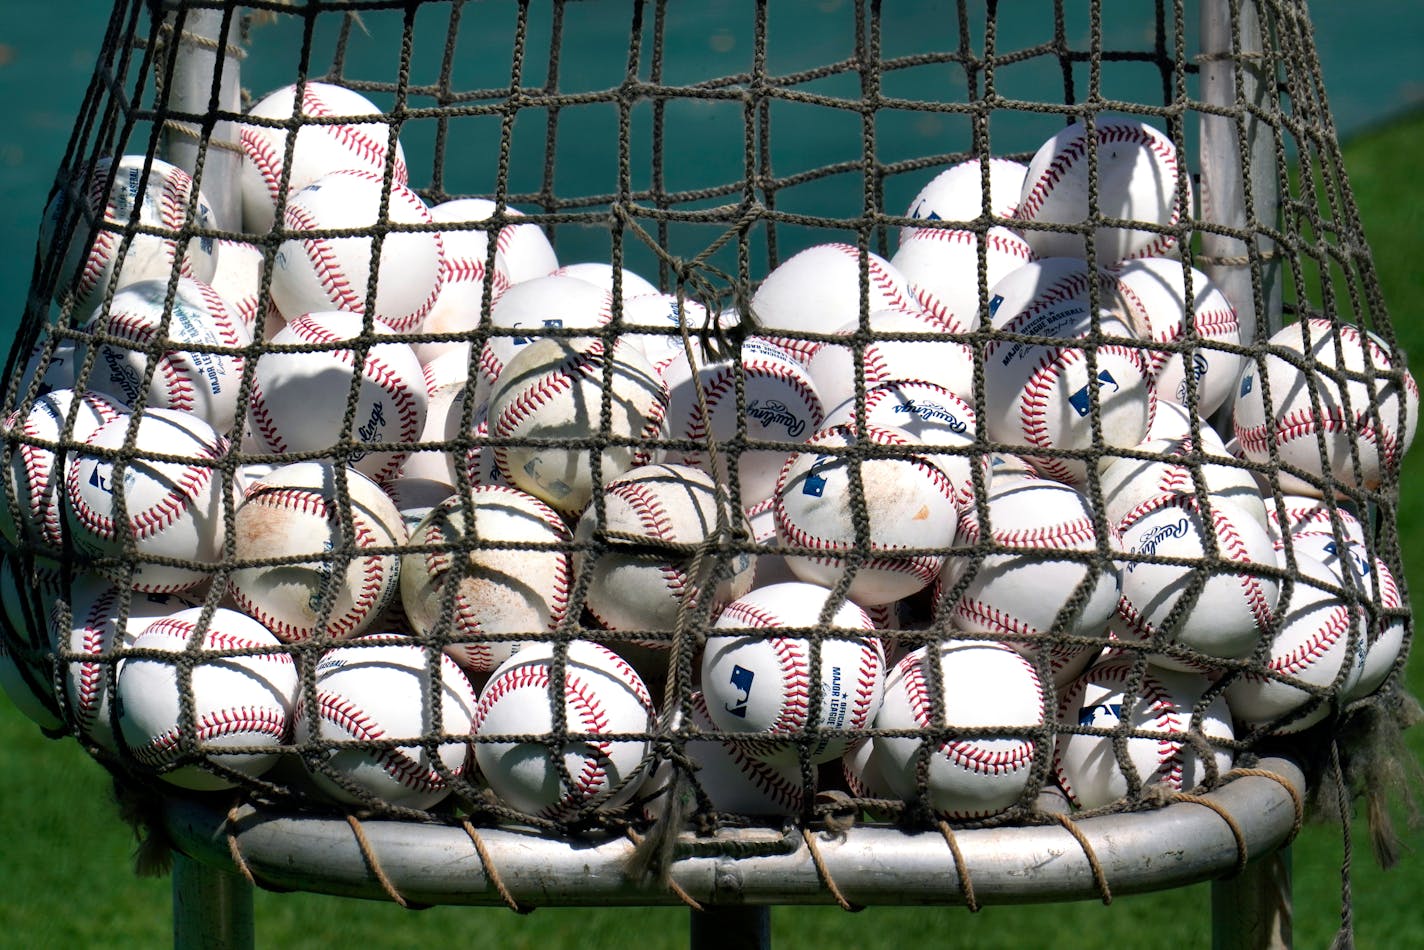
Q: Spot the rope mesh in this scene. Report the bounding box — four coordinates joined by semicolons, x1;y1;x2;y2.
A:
0;0;1414;931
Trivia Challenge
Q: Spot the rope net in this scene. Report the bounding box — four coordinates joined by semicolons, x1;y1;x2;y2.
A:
0;0;1415;915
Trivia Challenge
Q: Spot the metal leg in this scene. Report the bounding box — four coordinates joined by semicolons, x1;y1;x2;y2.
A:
690;906;770;950
173;852;255;950
1211;845;1292;950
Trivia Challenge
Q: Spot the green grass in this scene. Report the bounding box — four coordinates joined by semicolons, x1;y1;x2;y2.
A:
5;112;1424;949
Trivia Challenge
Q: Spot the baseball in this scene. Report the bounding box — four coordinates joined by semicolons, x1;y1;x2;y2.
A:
774;424;958;606
116;607;297;791
228;461;407;643
238;80;409;235
417;200;515;366
748;243;916;364
641;690;804;819
473;640;654;818
79;277;252;431
573;463;756;640
894;226;1035;333
1015;115;1191;265
659;336;823;508
400;485;573;673
701;582;883;764
1224;552;1364;734
551;262;659;299
429;198;558;286
901;157;1028;233
44;155;220;315
1115;494;1281;670
64;408;229;593
1;388;124;555
488;337;668;514
208;238;266;335
873;640;1046;818
822;380;983;511
1106;257;1243;417
248;310;429;484
476;274;615;392
1233;318;1419;495
1265;496;1366;545
984;258;1154;485
296;634;477;809
940;476;1118;685
1055;658;1235;809
270;168;443;334
55;574;200;754
803;307;977;406
1097;433;1267;536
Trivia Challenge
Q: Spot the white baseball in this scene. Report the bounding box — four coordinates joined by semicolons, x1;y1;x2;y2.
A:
940;477;1117;685
1;388;124;554
873;640;1046;818
44;155;220;314
249;310;428;484
894;227;1034;333
116;607;296;790
824;381;982;510
473;640;654;818
1224;552;1364;734
1097;433;1267;536
984;258;1154;485
1055;658;1234;809
296;634;477;809
551;262;659;299
401;485;573;672
902;157;1028;233
475;274;615;390
1115;494;1281;669
64;408;229;592
1265;496;1366;545
271;169;443;334
417;200;514;365
239;81;408;235
749;243;916;363
0;557;65;731
429;197;559;285
574;463;755;639
54;575;200;754
489;337;668;514
774;424;958;606
642;690;804;819
803;307;977;405
207;238;266;335
1233;319;1419;495
80;277;251;431
660;336;823;508
1016;115;1191;265
701;582;883;764
1106;258;1243;416
229;461;407;643
1281;532;1406;703
616;292;716;376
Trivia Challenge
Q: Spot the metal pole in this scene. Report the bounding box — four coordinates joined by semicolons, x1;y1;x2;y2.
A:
173;852;255;950
1211;847;1293;950
691;907;771;950
1200;0;1285;343
160;6;243;230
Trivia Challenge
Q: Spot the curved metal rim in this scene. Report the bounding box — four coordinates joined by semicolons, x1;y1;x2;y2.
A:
163;756;1304;908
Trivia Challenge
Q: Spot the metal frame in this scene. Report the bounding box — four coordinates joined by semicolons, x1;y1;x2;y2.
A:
155;2;1297;948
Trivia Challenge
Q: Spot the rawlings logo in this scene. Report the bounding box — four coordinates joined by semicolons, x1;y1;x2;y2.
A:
746;399;806;437
1127;517;1191;572
350;402;387;461
307;539;336;615
893;399;967;433
724;664;755;718
101;347;144;405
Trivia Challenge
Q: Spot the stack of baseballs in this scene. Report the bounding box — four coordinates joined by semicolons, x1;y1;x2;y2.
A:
0;87;1414;823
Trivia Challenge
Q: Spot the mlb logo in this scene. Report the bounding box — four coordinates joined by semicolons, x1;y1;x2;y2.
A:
988;294;1005;318
802;455;835;497
1240;374;1254;398
1068;370;1120;417
513;318;564;345
723;665;755;718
